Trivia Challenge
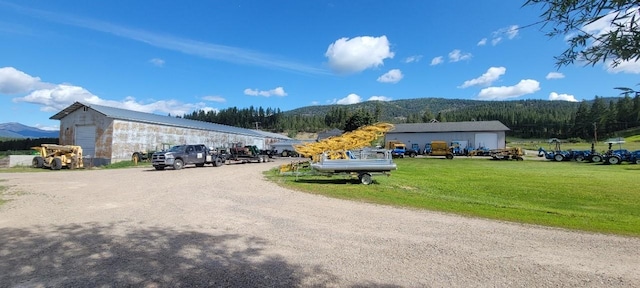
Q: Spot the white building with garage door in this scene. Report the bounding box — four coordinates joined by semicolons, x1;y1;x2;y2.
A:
385;121;510;152
50;102;282;166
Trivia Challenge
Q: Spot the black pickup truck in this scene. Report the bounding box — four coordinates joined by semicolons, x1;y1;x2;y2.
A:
151;144;225;170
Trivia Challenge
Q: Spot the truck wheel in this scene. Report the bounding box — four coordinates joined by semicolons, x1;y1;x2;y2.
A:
51;158;63;170
173;159;184;170
554;154;564;162
32;156;44;168
446;154;454;159
213;158;223;167
359;173;373;185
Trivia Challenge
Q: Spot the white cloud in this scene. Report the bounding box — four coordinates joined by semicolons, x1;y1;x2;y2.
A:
368;96;392;101
489;25;519;46
377;69;403;84
7;67;214;116
448;49;472;62
606;59;640;74
325;36;394;74
477;38;487;46
328;93;362;105
0;66;50;94
149;58;165;67
545;72;565;79
243;86;287;97
549;92;578;102
310;101;319;105
34;123;59;131
459;67;506;88
201;95;226;102
477;79;541;100
430;56;444;66
404;55;423;63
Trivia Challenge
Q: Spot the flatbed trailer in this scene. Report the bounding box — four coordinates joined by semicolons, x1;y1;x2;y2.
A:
281;149;396;185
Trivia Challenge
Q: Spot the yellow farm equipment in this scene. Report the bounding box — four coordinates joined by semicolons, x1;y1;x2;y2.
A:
31;144;84;170
489;147;524;161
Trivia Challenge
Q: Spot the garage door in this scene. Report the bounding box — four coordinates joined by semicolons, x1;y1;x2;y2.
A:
475;133;498;150
75;125;96;157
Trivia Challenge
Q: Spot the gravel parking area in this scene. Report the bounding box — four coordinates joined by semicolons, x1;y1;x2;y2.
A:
1;159;639;287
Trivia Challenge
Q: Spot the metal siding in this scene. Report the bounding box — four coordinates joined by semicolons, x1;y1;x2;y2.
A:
474;133;499;150
110;120;267;163
385;132;478;150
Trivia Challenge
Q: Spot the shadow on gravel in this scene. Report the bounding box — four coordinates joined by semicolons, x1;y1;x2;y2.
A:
0;223;335;287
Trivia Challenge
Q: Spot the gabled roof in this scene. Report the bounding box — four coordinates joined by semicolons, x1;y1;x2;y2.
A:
388;121;509;133
50;102;264;137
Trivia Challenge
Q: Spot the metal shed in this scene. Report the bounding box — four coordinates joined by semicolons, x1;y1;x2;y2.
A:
385;121;510;152
50;102;271;166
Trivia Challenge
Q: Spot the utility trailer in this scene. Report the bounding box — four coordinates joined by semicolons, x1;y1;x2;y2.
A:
281;149;397;185
225;142;270;164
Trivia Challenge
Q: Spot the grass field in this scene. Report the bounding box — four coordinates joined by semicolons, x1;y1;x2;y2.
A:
267;157;640;237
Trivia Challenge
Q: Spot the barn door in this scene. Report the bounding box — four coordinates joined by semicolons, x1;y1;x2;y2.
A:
75;125;96;157
474;133;498;150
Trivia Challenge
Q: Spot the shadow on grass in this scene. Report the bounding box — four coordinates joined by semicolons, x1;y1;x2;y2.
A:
292;178;372;185
0;223;336;287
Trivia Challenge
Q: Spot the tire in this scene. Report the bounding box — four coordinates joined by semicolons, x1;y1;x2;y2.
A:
636;159;640;165
281;151;289;157
554;154;564;162
32;156;44;168
51;158;63;170
516;157;524;161
359;173;373;185
445;154;454;159
607;156;620;165
575;155;584;162
591;155;602;163
154;166;165;170
409;152;417;158
173;159;184;170
213;157;223;167
131;152;141;163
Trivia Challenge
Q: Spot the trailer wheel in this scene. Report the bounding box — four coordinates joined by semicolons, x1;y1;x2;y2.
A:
32;156;44;168
173;159;184;170
554;154;564;162
607;156;620;165
359;173;373;185
445;154;454;159
591;155;602;163
51;158;62;170
516;157;524;161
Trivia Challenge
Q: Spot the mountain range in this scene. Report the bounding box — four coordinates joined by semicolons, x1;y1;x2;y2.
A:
0;122;59;139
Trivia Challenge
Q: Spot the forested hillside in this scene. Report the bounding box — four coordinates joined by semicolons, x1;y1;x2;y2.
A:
183;95;640;140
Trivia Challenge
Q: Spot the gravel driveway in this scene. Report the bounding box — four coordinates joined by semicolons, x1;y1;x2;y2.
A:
1;159;638;287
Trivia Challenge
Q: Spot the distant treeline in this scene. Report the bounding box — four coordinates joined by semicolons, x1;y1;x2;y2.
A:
0;138;59;151
184;95;640;140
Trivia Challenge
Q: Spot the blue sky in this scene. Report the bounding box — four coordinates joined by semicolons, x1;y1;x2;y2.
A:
1;0;639;131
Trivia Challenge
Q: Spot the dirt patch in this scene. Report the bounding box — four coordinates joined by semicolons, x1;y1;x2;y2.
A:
0;160;638;286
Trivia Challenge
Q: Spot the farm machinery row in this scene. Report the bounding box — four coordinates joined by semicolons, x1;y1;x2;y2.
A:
538;138;640;165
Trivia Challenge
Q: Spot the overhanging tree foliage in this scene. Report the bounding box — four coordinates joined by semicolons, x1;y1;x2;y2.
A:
524;0;640;67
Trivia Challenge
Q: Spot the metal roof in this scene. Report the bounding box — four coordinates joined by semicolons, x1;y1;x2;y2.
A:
388;121;509;133
50;102;264;137
251;129;291;140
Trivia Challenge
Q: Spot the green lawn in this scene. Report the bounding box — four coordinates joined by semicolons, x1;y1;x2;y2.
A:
267;158;640;237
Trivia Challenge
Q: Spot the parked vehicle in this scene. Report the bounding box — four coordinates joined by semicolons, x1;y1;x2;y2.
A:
226;142;270;163
424;141;454;159
490;147;524;161
152;144;225;170
537;138;573;161
131;143;172;163
385;140;418;158
31;144;83;170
